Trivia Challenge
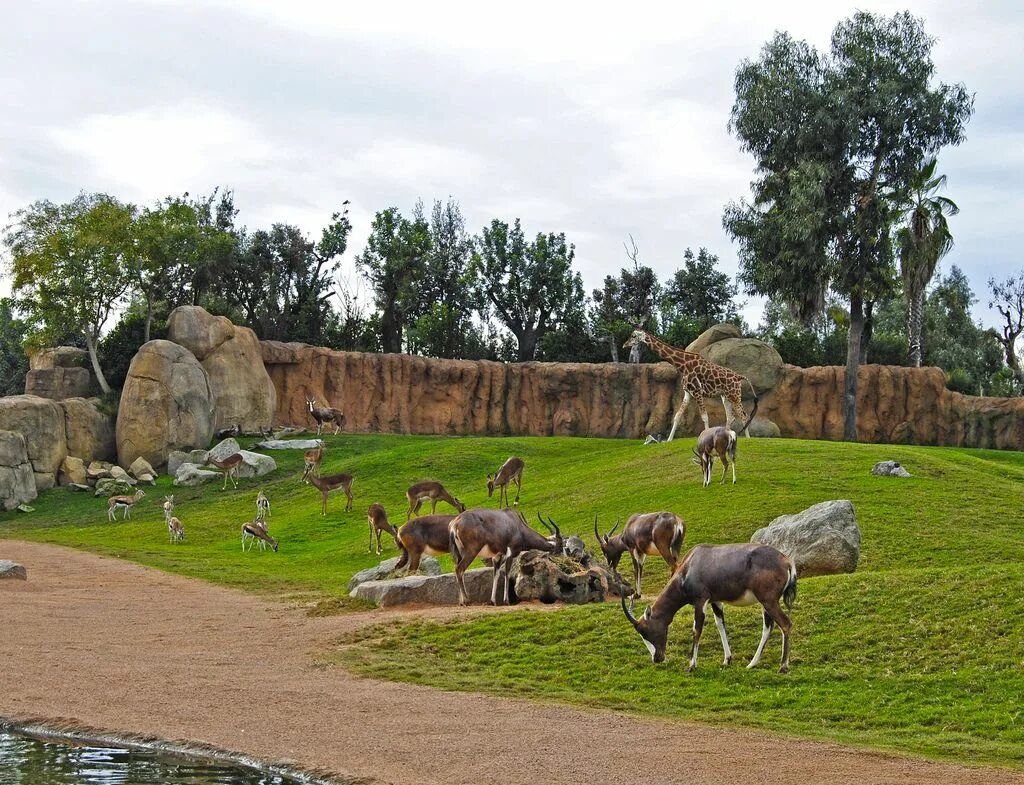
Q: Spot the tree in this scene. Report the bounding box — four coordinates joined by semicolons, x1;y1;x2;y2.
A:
591;237;661;362
988;271;1024;383
0;298;29;396
661;247;742;347
472;219;584;361
4;193;135;393
724;11;973;440
356;206;429;353
895;158;958;366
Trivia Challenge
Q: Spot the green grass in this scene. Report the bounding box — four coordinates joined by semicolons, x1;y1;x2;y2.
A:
3;434;1024;765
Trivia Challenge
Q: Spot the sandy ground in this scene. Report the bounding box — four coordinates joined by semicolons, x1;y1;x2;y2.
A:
1;540;1021;785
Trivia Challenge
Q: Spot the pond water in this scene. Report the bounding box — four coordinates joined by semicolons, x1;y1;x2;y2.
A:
0;730;301;785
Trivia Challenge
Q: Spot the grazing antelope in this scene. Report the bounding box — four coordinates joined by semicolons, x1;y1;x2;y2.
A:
205;453;244;489
301;441;326;480
594;511;686;598
306;398;343;436
305;471;354;514
405;481;465;520
107;489;146;521
167;516;185;543
693;426;738;487
241;520;279;552
486;456;524;508
162;495;175;522
394;514;456;573
449;509;563;606
256;489;271;520
366;503;401;555
622;543;797;672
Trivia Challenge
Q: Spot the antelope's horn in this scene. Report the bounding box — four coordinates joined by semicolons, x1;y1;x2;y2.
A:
537;512;552;533
546;517;560;538
621;596;639;628
593;514;601;543
609;520;620;537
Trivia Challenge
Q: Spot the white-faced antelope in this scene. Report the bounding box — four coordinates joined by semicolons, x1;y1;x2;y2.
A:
693;426;738;487
167;516;185;543
256;489;271;520
306;398;343;436
205;452;244;489
394;513;457;573
301;441;326;480
594;511;685;597
241;520;279;552
162;495;175;522
107;489;146;521
405;481;465;520
486;456;524;508
449;509;563;606
622;542;797;672
305;471;354;514
367;503;400;555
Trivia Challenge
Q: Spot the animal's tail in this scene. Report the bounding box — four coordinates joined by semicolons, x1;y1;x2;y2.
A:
727;429;738;463
740;378;759;436
671;520;685;557
782;562;798;611
448;524;462;564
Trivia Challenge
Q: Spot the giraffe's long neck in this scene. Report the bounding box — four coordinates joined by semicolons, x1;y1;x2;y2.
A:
644;332;695;365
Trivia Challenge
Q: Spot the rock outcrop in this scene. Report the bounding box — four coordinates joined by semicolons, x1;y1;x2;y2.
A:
703;338;785;396
59;456;88;486
351;567;493;607
24;346;92;400
685;323;742;355
173;463;222;487
167;306;276;432
116;340;215;469
62;398;116;463
0;430;37;511
510;550;634;603
347;556;442;592
751;500;861;577
0;396;67;490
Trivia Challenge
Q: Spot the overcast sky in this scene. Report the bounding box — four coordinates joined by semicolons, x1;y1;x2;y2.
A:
1;1;1021;331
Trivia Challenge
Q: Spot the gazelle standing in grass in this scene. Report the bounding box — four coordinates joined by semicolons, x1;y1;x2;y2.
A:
256;489;271;521
594;511;686;597
621;542;797;673
302;441;326;480
395;514;457;573
205;453;244;490
306;398;343;436
107;489;146;521
693;426;738;487
486;456;524;508
405;481;465;520
367;503;400;555
305;471;354;515
162;495;175;521
241;520;278;552
167;515;185;543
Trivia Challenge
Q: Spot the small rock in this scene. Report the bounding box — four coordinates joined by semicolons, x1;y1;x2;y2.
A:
137;472;156;485
94;477;137;497
254;439;325;451
166;450;189;477
746;416;781;438
87;461;112;480
128;456;156;481
872;460;911;478
235;450;277;479
173;462;223;487
348;556;441;592
16;504;34;513
0;560;27;579
351;568;493;607
562;536;587;559
751;499;860;577
188;449;210;465
67;482;91;492
59;456;88;486
108;465;136;485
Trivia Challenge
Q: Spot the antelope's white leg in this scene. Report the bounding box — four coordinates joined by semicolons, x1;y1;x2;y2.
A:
732;460;737;484
709;602;732;665
748;613;774;669
502;547;513;605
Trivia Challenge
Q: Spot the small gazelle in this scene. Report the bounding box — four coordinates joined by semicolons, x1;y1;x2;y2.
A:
256;490;271;521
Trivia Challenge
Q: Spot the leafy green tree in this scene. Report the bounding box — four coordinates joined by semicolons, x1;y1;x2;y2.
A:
0;298;29;396
4;193;135;393
661;247;742;348
987;270;1024;384
97;305;168;391
472;219;584;361
895;158;958;366
724;11;973;440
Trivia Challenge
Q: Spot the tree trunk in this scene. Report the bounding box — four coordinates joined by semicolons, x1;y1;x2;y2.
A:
608;336;619;363
843;293;864;442
907;289;924;367
518;330;538;362
144;296;154;344
629;343;640;364
381;307;402;354
85;333;111;395
859;300;874;364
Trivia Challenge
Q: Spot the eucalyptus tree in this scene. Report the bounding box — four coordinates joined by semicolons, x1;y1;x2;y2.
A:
988;271;1024;383
724;11;973;440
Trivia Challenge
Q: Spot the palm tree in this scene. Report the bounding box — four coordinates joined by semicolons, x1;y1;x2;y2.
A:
896;158;959;367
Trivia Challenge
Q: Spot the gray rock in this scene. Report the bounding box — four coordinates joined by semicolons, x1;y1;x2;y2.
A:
208;438;241;462
348;556;442;592
751;500;860;577
0;430;37;511
59;456;88;486
254;439;325;451
128;456;156;481
173;462;222;487
108;465;136;485
685;323;743;355
351;568;493;607
562;536;587;559
0;560;27;580
94;477;136;497
703;338;785;396
746;416;781;438
235;450;276;479
0;395;67;490
188;449;210;465
137;473;156;485
872;460;911;478
166;450;189;477
510;550;634;604
87;461;112;480
67;482;91;492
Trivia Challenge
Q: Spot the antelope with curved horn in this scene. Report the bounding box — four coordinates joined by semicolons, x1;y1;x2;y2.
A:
405;481;465;520
394;513;457;574
486;456;524;508
692;426;738;487
594;511;685;597
449;509;563;606
205;453;244;490
622;542;797;673
306;398;343;436
107;489;146;521
301;441;326;480
305;471;354;514
242;520;279;552
367;503;401;555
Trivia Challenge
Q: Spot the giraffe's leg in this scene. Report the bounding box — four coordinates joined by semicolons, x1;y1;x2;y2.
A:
697;397;709;431
721;395;734;429
666;391;691;442
732;394;748;435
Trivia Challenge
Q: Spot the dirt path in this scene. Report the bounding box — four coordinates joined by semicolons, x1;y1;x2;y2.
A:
1;540;1020;785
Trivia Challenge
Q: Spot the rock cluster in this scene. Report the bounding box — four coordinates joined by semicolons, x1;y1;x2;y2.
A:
510;550;634;604
0;430;36;511
347;556;442;592
351;567;494;607
24;346;91;400
751;499;861;577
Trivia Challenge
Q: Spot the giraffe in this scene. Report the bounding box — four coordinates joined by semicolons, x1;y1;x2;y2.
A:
624;328;759;442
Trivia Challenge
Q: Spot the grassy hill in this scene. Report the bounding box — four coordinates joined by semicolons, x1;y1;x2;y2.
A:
2;434;1023;765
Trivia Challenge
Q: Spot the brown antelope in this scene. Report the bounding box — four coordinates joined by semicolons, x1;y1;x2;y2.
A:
449;509;563;606
301;440;326;479
107;489;146;521
693;426;738;487
622;543;797;672
395;514;456;573
205;453;244;489
486;456;524;508
255;489;270;520
594;511;685;597
242;520;279;552
162;495;175;521
367;503;400;555
306;398;343;436
305;471;354;514
167;516;185;543
405;481;465;520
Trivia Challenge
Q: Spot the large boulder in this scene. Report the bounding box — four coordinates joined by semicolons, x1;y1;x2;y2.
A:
168;306;276;432
685;323;742;355
510;550;633;604
25;346;92;400
703;338;785;396
116;340;215;469
746;416;781;438
61;398;116;463
351;568;494;607
59;456;88;486
0;430;37;511
347;556;442;592
751;500;861;577
0;395;67;490
173;462;222;487
207;438;241;462
236;450;277;479
128;456;156;481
